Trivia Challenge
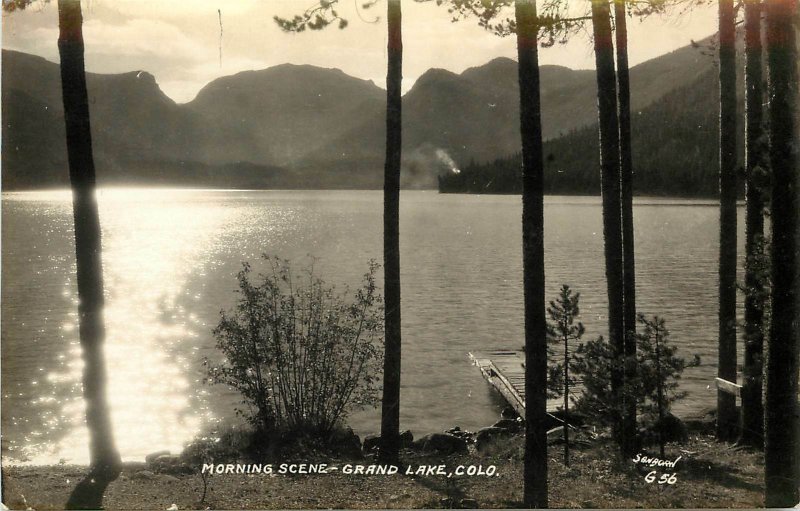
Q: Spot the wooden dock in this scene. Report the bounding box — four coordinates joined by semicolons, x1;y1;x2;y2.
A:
469;350;583;415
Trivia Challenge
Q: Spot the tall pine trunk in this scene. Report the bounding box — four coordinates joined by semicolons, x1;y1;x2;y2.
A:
655;324;666;458
739;0;766;449
515;0;548;507
590;0;625;447
716;0;739;442
563;337;570;466
614;0;638;457
57;0;122;508
379;0;403;464
764;0;798;504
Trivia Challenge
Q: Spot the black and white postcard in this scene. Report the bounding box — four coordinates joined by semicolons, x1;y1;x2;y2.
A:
2;0;798;508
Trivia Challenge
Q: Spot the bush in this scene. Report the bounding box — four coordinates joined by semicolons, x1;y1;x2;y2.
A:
571;335;617;428
572;315;699;439
205;256;384;439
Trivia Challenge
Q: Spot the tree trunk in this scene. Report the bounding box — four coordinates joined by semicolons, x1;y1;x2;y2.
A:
590;0;625;447
739;0;766;449
564;337;570;466
56;0;122;508
655;325;666;458
764;0;799;505
614;0;638;458
716;0;739;443
379;0;403;465
515;0;548;507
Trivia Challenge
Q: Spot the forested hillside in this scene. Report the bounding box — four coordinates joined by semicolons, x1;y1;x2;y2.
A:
439;69;742;197
3;40;714;190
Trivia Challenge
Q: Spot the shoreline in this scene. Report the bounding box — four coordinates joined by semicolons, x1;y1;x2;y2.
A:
1;432;765;510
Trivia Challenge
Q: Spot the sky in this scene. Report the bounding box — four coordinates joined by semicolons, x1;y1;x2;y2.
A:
2;0;719;103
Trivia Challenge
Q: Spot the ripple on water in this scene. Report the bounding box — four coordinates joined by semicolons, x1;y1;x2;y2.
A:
2;190;745;463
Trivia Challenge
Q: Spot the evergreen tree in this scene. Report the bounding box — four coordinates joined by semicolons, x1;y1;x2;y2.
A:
515;0;549;504
437;67;724;198
546;285;584;466
573;315;699;457
589;0;626;450
275;0;405;463
614;0;638;458
716;0;740;442
739;0;767;449
431;2;586;504
4;1;123;508
763;0;799;505
635;315;699;457
380;0;404;464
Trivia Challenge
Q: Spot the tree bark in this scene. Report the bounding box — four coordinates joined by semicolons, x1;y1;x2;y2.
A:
590;0;625;447
739;0;766;449
564;337;570;466
515;0;548;507
656;325;665;458
379;0;403;465
614;0;638;457
764;0;799;505
56;0;122;508
716;0;739;443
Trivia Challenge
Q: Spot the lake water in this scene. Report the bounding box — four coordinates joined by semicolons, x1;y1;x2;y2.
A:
1;189;745;464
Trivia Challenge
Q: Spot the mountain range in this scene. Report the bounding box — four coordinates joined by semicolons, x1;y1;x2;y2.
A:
3;39;717;191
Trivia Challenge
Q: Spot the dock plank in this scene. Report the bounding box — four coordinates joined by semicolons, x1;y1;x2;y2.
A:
469;350;584;415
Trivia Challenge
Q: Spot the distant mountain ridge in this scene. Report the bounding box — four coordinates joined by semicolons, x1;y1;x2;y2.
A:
2;39;716;190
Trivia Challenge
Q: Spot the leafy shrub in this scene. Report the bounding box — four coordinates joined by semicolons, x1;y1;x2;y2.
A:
205;256;384;439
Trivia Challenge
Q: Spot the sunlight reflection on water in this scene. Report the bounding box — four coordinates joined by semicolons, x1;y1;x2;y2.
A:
2;189;744;464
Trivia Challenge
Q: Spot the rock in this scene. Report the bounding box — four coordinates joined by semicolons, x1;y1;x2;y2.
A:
549;409;586;428
547;426;566;445
640;413;689;445
684;406;716;434
491;418;522;432
329;427;362;458
412;433;468;455
145;450;171;464
475;427;512;452
654;413;689;442
500;406;519;419
362;434;381;453
399;430;414;448
150;454;181;473
460;498;478;508
132;470;156;480
445;426;465;437
446;426;475;443
159;474;180;483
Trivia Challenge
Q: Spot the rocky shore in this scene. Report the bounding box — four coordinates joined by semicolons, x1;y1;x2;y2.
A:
1;409;766;510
